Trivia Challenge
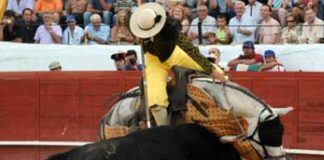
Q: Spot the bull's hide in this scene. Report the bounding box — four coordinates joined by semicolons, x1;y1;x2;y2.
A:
47;124;241;160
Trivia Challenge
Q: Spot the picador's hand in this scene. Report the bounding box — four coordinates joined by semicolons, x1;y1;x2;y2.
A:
210;66;228;82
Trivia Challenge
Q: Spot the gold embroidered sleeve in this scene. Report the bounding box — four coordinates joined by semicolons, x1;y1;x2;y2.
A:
176;33;215;74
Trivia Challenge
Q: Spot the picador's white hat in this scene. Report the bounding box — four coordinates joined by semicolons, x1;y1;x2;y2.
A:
130;3;166;38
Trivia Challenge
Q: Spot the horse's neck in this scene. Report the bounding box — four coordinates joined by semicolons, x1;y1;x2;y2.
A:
229;99;264;136
191;79;271;136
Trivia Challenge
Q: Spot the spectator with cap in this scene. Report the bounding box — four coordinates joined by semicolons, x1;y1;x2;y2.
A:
259;50;285;71
49;61;62;71
82;14;110;45
111;52;127;71
227;41;264;71
125;49;143;71
62;15;84;45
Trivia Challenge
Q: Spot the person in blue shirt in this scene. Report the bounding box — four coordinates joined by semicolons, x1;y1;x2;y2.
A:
82;14;110;45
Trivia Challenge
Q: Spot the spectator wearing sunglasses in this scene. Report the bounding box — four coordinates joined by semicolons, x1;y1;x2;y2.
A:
62;15;84;45
280;14;301;44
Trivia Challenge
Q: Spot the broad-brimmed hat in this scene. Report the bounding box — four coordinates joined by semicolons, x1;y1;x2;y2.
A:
129;3;166;38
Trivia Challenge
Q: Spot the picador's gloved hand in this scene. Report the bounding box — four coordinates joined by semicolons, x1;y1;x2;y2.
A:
210;65;228;82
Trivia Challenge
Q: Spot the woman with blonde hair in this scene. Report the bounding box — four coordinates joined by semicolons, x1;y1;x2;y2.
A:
111;9;135;45
171;5;190;35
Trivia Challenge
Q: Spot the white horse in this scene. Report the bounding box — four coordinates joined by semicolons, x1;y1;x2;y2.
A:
100;75;293;160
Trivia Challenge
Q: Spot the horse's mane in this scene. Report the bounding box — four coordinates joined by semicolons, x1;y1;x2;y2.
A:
191;77;270;110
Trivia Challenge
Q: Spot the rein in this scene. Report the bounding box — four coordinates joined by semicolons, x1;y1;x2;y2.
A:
196;79;286;160
245;109;287;160
221;82;246;136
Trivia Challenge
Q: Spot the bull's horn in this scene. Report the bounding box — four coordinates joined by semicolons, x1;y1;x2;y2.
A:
273;106;294;116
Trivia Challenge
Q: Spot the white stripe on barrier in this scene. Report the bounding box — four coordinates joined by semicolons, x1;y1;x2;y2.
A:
285;149;324;156
0;141;91;146
0;141;324;156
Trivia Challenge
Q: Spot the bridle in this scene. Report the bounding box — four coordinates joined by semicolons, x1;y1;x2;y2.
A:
216;81;288;160
246;108;287;159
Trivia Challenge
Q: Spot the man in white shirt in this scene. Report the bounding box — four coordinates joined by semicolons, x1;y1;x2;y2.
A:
229;1;256;44
62;15;84;45
188;5;216;45
244;0;263;24
301;8;324;44
34;13;62;44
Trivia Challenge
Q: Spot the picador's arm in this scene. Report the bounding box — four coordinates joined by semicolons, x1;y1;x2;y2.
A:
176;33;222;74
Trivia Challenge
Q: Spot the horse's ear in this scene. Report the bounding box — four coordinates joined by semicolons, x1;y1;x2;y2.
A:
273;106;293;116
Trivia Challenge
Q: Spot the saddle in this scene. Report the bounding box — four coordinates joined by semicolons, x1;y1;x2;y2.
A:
101;66;261;160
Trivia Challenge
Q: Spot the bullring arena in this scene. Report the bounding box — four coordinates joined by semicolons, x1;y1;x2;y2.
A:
1;0;324;159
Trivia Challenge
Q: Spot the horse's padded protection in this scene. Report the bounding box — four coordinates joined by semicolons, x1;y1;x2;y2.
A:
104;125;131;139
185;84;261;160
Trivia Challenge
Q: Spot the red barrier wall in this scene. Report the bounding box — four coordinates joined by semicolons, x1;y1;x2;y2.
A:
0;71;324;160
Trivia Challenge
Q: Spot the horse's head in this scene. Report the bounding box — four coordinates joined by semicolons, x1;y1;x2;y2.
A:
219;106;293;160
245;106;293;160
191;78;293;159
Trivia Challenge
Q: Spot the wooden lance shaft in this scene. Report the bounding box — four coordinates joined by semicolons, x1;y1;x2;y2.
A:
140;43;152;128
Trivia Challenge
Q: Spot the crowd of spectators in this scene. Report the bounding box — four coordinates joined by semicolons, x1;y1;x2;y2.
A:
0;0;323;71
1;0;324;45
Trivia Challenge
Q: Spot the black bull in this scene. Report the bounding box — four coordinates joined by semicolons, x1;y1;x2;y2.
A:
47;124;241;160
